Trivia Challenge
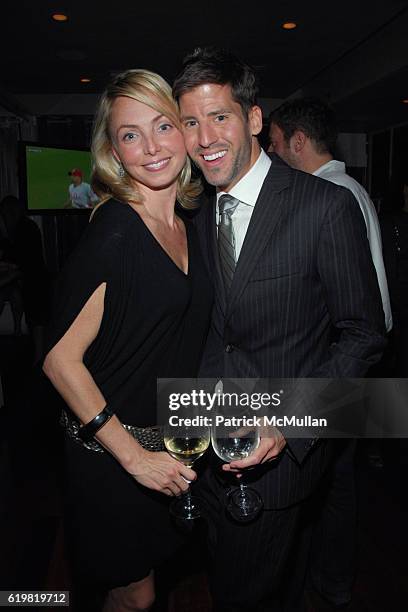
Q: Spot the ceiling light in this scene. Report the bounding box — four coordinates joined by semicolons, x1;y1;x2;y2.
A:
282;22;297;30
80;78;91;83
52;13;68;22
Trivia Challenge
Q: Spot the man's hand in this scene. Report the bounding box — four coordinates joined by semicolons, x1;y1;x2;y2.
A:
222;427;286;473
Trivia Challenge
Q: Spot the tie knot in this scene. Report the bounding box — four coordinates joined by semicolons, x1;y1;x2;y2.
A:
218;194;240;216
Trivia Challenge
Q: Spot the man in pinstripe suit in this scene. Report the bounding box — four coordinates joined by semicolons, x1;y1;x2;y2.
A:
173;48;386;612
268;97;391;609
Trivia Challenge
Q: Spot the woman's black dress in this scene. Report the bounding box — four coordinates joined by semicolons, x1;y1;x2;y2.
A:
45;199;213;589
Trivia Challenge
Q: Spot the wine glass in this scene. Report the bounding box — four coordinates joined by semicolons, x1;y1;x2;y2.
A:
164;425;210;520
211;423;263;522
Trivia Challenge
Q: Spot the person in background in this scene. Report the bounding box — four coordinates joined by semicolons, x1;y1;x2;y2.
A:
268;97;391;608
173;47;386;612
43;69;212;612
269;97;391;334
381;171;408;376
64;168;99;208
0;195;50;351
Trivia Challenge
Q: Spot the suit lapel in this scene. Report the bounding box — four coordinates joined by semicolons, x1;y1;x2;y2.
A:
226;160;292;321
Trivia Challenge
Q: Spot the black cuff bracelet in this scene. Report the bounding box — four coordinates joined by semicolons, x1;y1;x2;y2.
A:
78;404;115;442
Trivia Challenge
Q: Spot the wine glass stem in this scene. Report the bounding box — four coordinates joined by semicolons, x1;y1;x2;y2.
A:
239;482;247;499
184;463;193;507
184;487;192;507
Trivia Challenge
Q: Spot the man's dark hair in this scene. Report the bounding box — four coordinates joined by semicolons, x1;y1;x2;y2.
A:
270;97;338;155
173;46;259;116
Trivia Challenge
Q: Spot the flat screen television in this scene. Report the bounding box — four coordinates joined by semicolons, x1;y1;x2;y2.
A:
18;142;97;214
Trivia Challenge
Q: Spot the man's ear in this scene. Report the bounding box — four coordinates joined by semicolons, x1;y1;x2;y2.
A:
248;105;263;136
292;130;307;153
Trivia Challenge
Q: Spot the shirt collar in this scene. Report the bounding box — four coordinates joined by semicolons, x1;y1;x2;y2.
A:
313;159;345;177
216;149;271;208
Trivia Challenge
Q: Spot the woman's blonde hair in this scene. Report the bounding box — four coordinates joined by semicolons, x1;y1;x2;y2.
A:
91;69;201;209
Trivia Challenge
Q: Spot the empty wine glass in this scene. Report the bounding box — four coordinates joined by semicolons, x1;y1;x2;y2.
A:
211;422;263;522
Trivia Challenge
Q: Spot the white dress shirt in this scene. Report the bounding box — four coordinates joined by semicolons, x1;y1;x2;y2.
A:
314;159;392;331
216;149;271;260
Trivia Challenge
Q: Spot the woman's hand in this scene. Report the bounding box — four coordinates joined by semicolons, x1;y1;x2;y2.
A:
125;449;197;496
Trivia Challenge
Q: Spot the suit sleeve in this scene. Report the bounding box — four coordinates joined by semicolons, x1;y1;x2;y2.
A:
312;186;386;377
288;187;387;465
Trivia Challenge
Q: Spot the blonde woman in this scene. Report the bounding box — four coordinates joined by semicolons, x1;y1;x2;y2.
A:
43;70;212;611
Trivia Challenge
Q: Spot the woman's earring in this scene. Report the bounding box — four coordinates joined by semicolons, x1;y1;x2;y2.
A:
118;162;125;178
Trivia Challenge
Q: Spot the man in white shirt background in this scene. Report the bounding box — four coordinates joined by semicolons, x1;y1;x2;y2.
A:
268;97;391;608
268;97;391;333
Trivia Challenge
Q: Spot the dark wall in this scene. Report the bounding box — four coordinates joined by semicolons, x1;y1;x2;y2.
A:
37;116;94;148
370;124;408;213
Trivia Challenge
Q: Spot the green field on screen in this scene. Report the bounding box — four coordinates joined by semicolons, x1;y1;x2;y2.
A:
26;146;93;210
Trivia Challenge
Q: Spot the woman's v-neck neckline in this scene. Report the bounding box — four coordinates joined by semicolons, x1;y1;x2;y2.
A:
128;204;191;277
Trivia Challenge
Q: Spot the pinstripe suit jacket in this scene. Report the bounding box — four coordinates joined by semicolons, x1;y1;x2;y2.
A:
196;154;386;509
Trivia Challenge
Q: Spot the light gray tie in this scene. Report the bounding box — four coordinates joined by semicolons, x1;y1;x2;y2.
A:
218;194;240;291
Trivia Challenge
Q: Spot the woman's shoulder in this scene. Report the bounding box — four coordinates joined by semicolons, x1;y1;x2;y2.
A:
87;198;140;240
66;199;137;265
91;197;134;224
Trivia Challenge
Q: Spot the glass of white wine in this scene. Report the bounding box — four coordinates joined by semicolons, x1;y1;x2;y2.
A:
211;423;263;522
164;426;210;520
